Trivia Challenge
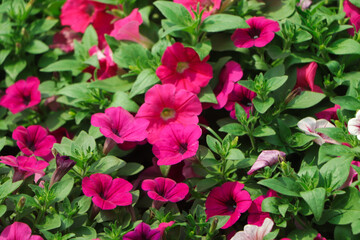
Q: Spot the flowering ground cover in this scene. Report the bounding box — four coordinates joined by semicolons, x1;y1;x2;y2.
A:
0;0;360;239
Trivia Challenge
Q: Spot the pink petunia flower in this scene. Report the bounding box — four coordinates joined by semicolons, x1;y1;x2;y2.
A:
247;150;286;175
230;218;274;240
123;222;161;240
344;0;360;35
84;45;118;80
314;233;327;240
156;42;213;94
231;17;280;48
298;0;312;10
294;62;322;93
174;0;221;20
142;177;189;203
212;61;243;110
0;155;48;182
348;111;360;140
315;104;341;121
157;221;175;237
205;181;252;229
50;27;82;52
297;117;340;145
340;161;360;189
0;222;43;240
82;173;133;210
224;83;257;119
247;190;277;226
91;106;149;145
153;123;202;166
12;125;57;158
136;84;202;144
0;77;41;114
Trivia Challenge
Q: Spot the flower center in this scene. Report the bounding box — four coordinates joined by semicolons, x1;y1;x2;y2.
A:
248;27;262;39
23;95;31;105
85;4;95;16
225;199;237;213
201;0;214;11
161;108;176;121
178;143;188;154
176;62;189;73
241;97;252;106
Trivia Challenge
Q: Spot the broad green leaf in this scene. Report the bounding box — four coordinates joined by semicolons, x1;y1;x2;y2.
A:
0;137;6;152
350;0;360;7
117;162;144;176
0;49;11;65
110;91;139;112
320;155;353;190
262;197;282;214
201;14;248;32
193;40;212;60
25;40;49;54
36;214;61;231
266;76;288;91
253;97;274;114
82;25;98;50
129;69;160;98
331;96;360;111
29;19;58;35
51;177;74;203
0;205;6;218
300;188;326;221
316;127;348;143
196;178;218;192
154;1;192;26
0;180;23;199
287;229;318;240
41;60;85;73
318;144;353;165
4;59;26;80
351;219;360;235
206;135;221;154
253;126;276;137
89;77;132;92
238;80;256;92
286;91;325;109
258;177;302;197
88;156;126;174
113;42;151;68
198;85;218;104
328;39;360;55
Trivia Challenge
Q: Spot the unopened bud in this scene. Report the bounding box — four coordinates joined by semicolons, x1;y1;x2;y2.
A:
284;87;302;105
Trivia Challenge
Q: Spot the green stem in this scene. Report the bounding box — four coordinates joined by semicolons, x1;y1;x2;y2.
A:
199;124;223;142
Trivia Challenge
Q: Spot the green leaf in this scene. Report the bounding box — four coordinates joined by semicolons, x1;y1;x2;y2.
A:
316;127;348;143
235;103;247;123
72;226;97;240
300;188;326;221
351;219;360;235
51;177;74;203
4;59;26;80
0;49;11;65
206;135;221;154
82;25;98;50
29;19;58;35
226;149;245;161
71;131;96;160
113;42;151;68
287;229;318;240
201;14;248;32
193;40;212;60
57;83;89;99
253;126;276;137
278;204;289;217
196;178;218;192
198;85;218;103
88;156;126;174
331;96;360;111
266;76;288;91
350;0;360;7
253;97;274;114
258;177;302;197
117;162;144;176
25;40;49;54
0;205;6;218
36;214;61;231
286;91;325;109
262;197;282;214
89;77;132;92
154;1;192;26
0;137;6;152
320;155;353;190
0;180;23;199
41;60;85;73
110;91;139;113
318;144;353;165
328;39;360;55
237;80;256;92
129;69;160;98
289;133;317;148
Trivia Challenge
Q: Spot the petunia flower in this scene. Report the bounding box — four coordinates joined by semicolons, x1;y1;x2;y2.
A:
136;84;202;144
0;221;43;240
0;155;49;182
314;233;327;240
49;27;82;52
315;104;341;121
91;106;149;144
82;173;133;210
84;45;118;80
142;177;189;204
247;150;286;175
50;154;76;187
224;83;257;119
157;221;175;237
174;0;221;20
0;76;41;114
231;17;280;48
348;111;360;140
152;123;202;166
230;218;274;240
340;161;360;189
297;117;340;145
294;62;322;93
343;0;360;35
123;222;161;240
298;0;312;10
205;181;252;229
247;190;277;226
156;42;213;94
12;125;57;158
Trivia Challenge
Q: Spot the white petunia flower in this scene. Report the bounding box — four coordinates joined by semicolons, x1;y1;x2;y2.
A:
348;111;360;140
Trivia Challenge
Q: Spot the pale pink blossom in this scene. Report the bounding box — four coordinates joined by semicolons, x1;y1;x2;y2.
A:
247;150;286;175
230;218;274;240
348;111;360;140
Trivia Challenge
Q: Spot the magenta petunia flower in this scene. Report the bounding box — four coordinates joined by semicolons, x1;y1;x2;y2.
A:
0;77;41;114
82;173;133;210
84;45;118;80
156;42;213;94
247;190;277;226
213;61;243;110
12;125;56;158
231;16;280;48
247;150;286;175
344;0;360;35
315;104;341;121
157;221;175;236
224;83;257;119
294;62;322;93
205;181;252;229
174;0;221;20
152;123;202;165
142;177;189;204
91;106;149;144
123;222;161;240
340;161;360;189
136;84;202;144
0;155;49;182
50;27;82;52
0;222;43;240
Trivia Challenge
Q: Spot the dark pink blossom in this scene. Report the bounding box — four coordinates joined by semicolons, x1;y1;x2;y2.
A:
49;127;73;143
123;222;161;240
174;0;221;20
82;173;132;210
153;123;202;166
0;156;48;182
340;161;360;189
344;0;360;35
247;190;277;226
50;27;81;52
157;221;175;237
205;181;252;229
84;45;118;80
295;62;322;93
136;84;202;144
0;77;41;114
231;17;280;48
0;222;43;240
91;106;149;144
315;105;341;121
12;125;56;158
247;150;286;175
142;177;189;203
156;42;213;94
314;233;327;240
224;83;257;119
